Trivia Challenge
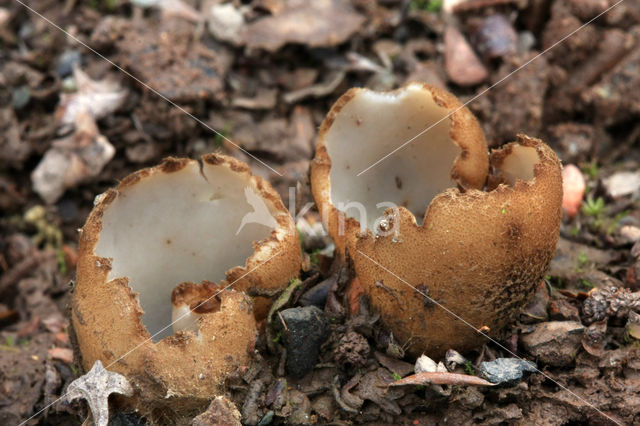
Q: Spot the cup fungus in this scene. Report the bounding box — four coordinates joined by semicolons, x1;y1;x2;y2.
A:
311;83;563;358
311;82;489;255
72;154;300;416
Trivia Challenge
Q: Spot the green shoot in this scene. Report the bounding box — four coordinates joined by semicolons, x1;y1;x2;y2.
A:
583;161;599;180
582;196;605;218
464;360;475;376
577;251;588;267
410;0;443;12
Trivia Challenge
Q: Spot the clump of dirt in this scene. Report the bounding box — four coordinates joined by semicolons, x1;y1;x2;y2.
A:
3;0;640;424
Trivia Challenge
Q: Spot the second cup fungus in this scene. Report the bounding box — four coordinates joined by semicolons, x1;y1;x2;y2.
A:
311;83;563;358
72;154;300;418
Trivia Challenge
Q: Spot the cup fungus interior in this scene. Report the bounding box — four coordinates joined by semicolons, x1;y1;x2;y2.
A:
492;144;540;186
94;161;279;341
324;84;460;229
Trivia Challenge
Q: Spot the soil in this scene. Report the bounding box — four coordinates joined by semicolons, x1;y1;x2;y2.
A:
2;0;640;425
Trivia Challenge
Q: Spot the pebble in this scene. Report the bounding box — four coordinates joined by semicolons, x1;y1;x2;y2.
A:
444;26;488;86
56;50;82;78
279;306;329;378
479;358;538;385
191;396;242;426
12;86;30;109
620;225;640;244
561;164;585;218
470;15;518;60
603;171;640;198
299;277;334;308
208;3;244;45
521;321;584;367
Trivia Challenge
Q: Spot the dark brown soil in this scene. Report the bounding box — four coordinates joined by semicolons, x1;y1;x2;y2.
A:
2;0;640;425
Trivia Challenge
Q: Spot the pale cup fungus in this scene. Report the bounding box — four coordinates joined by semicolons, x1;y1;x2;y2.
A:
311;82;489;256
310;83;563;358
72;154;300;418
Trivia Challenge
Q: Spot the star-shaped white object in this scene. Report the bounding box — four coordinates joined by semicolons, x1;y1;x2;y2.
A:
66;360;133;426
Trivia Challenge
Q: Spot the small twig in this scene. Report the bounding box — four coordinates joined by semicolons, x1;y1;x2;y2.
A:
277;311;289;332
389;372;494;387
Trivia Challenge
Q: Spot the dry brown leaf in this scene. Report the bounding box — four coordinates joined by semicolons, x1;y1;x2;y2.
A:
242;0;364;52
32;112;115;204
389;371;494;387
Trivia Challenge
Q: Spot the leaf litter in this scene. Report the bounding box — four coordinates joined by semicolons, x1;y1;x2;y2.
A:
3;0;640;424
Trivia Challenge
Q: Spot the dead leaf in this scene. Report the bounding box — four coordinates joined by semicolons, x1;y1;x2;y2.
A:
0;107;30;168
206;2;245;45
32;111;115;204
283;70;345;104
347;277;364;315
232;88;278;110
242;0;364;52
48;347;73;363
132;0;201;23
56;67;127;126
66;360;133;426
389;372;494;387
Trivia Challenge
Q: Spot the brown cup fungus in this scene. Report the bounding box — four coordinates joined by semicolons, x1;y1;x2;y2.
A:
72;154;300;416
311;83;562;358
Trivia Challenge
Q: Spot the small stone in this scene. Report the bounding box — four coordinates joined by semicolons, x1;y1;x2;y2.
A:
603;171;640;198
207;3;244;45
191;396;242;426
279;306;329;378
311;394;334;421
48;347;73;363
12;86;30;109
56;50;82;78
444;26;488;86
451;386;485;409
521;321;584;367
444;349;468;372
561;164;585;218
299;277;334;308
620;225;640;243
470;15;518;61
257;410;273;426
415;354;437;373
286;390;312;424
479;358;538;385
582;319;607;357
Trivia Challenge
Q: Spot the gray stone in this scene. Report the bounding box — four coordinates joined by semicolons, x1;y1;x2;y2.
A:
479;358;538;385
279;306;329;378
